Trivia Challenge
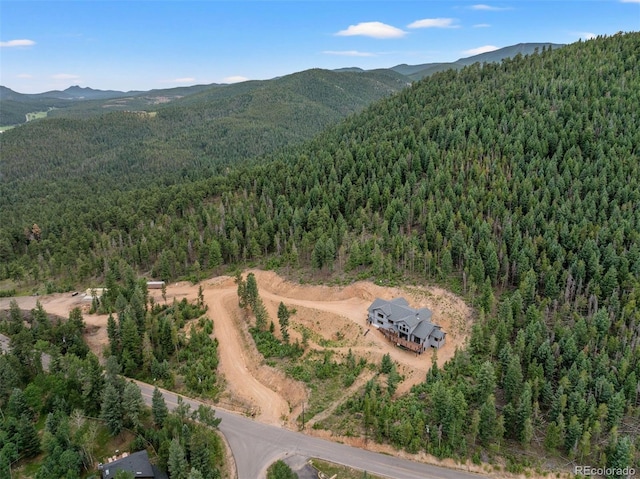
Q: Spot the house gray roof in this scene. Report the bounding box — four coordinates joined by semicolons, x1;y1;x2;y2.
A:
431;328;445;340
101;450;155;479
412;320;436;340
369;297;434;335
368;297;409;315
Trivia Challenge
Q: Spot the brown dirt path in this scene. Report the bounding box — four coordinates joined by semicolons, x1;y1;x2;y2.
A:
199;277;304;426
2;270;472;429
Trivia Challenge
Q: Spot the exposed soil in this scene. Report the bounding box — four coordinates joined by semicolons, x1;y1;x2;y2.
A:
0;270;472;428
3;274;578;479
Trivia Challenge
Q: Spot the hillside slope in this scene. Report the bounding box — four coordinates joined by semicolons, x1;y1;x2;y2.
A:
0;42;561;127
1;32;639;471
0;68;408;198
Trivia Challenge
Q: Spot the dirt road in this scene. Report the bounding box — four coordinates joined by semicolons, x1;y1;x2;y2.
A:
2;270;472;427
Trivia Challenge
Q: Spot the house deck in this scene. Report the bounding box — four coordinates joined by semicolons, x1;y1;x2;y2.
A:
379;327;425;354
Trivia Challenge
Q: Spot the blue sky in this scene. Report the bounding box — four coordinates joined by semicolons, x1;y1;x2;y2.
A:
1;0;639;93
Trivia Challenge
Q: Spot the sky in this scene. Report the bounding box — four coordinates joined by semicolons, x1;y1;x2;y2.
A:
1;0;639;94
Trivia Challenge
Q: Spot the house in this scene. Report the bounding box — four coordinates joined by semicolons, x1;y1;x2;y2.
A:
367;298;445;352
99;450;167;479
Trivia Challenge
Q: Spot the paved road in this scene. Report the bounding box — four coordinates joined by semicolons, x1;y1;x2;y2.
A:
134;380;486;479
1;331;485;479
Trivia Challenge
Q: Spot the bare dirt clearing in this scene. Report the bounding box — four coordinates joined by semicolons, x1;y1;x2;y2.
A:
1;270;472;428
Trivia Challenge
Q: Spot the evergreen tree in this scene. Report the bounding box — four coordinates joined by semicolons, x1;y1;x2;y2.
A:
152;386;168;428
245;273;259;309
380;353;393;374
277;302;291;343
122;381;143;430
107;313;120;358
476;361;496;403
168;437;188;479
15;414;41;458
100;382;123;436
607;435;634;477
120;315;142;375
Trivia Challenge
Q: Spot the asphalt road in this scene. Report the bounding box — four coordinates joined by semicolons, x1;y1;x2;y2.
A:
134;380;486;479
1;332;485;479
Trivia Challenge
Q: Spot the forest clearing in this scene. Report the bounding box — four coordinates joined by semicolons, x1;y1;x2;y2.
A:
0;270;472;428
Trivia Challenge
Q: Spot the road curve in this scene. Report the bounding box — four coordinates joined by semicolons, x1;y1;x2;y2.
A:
134;380;486;479
0;333;485;479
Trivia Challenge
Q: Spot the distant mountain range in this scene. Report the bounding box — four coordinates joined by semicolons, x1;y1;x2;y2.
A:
390;42;565;80
0;42;563;127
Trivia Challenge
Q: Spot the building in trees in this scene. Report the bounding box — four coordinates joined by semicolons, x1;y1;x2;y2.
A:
146;281;166;290
367;298;445;352
99;450;166;479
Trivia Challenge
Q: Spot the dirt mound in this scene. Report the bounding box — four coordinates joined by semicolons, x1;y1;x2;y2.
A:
9;270;473;428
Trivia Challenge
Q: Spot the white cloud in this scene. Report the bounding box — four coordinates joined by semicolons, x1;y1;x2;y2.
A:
463;45;500;55
336;22;406;39
17;73;33;79
408;18;458;29
323;50;376;57
474;23;491;28
470;4;510;11
620;0;640;3
0;39;36;48
576;32;597;40
223;76;249;84
52;73;80;80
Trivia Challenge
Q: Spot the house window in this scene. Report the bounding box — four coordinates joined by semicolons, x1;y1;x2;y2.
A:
377;312;384;319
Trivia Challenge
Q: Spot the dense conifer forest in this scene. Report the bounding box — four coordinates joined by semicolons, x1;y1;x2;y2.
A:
0;287;225;478
1;32;639;472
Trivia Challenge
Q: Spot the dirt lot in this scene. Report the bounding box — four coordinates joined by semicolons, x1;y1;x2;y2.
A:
0;270;473;428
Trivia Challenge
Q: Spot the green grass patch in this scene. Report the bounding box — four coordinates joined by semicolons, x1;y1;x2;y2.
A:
26;110;49;121
250;327;304;359
309;458;387;479
285;350;366;423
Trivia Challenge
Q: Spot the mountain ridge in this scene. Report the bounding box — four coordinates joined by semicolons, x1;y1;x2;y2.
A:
0;41;563;101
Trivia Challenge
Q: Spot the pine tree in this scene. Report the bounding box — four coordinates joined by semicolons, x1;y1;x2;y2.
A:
245;273;259;309
101;382;123;436
380;353;393;374
168;438;188;479
607;435;633;474
187;469;204;479
107;313;120;358
122;381;143;430
152;386;168;428
277;302;290;343
16;414;41;458
476;361;496;403
478;394;497;446
208;238;222;268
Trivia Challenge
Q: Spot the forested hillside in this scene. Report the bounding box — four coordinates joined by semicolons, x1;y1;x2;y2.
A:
0;68;408;213
0;86;73;126
0;42;558;127
0;291;225;478
1;32;639;470
392;42;564;80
